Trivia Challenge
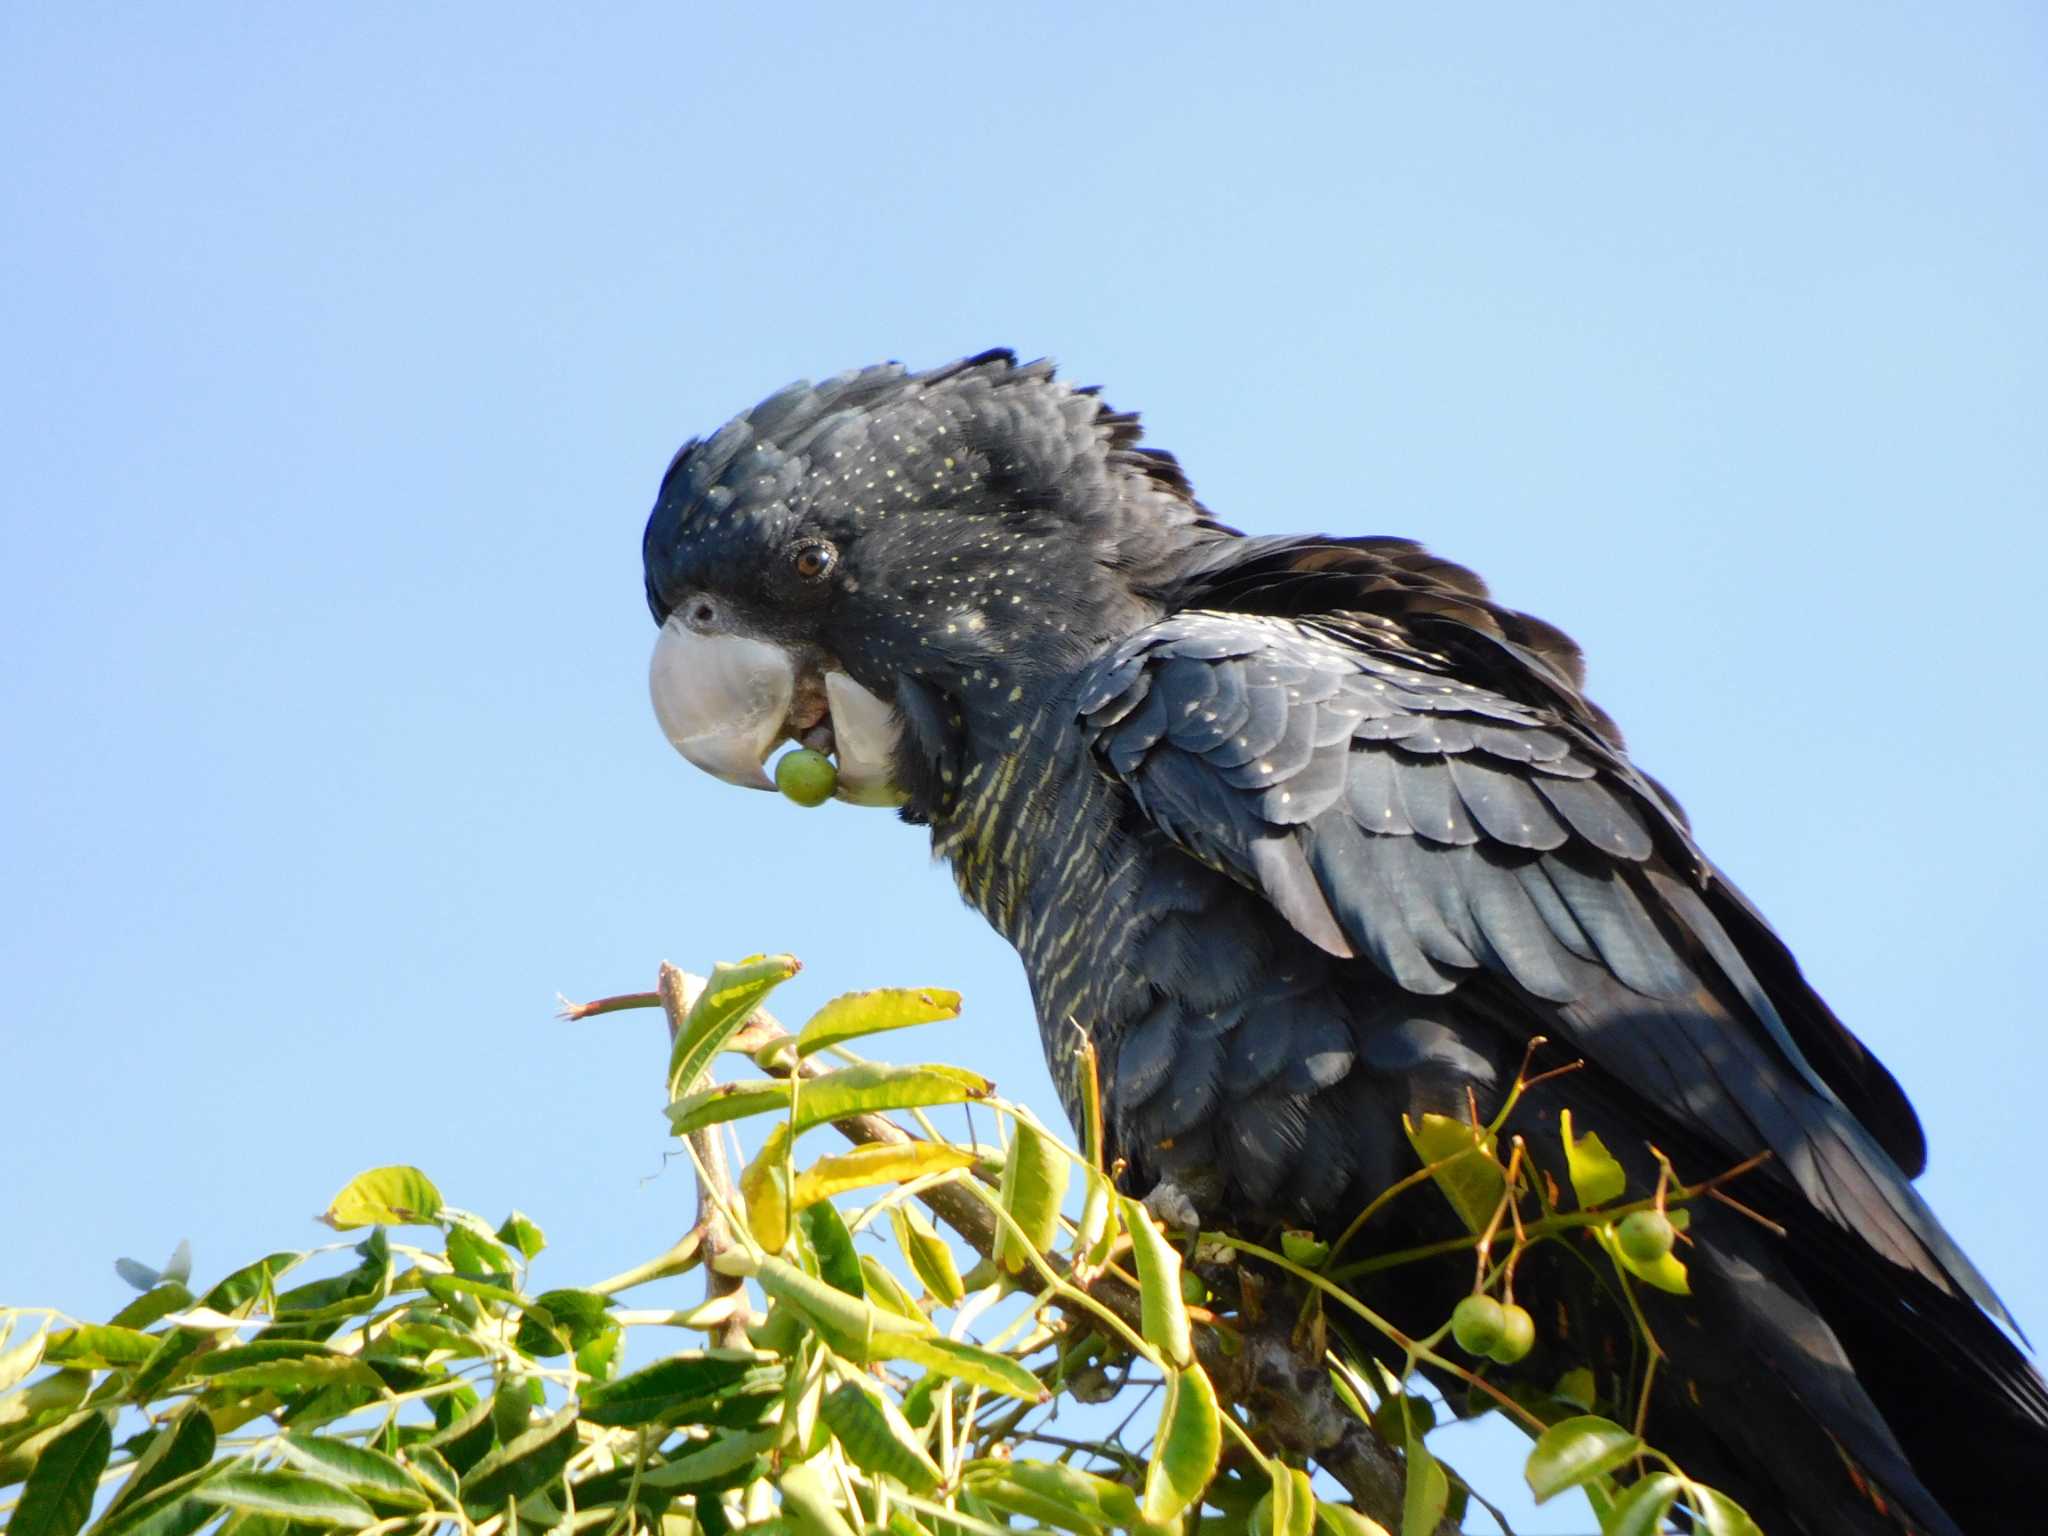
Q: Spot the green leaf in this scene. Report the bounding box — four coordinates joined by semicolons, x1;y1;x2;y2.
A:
890;1205;965;1307
400;1445;459;1509
579;1351;781;1427
1314;1503;1391;1536
1559;1110;1627;1210
874;1335;1046;1403
1400;1433;1447;1536
796;1199;865;1301
495;1212;546;1260
1402;1113;1504;1234
206;1356;385;1395
106;1286;194;1333
513;1290;613;1359
1605;1472;1683;1536
962;1459;1139;1530
42;1327;158;1370
857;1256;924;1322
1599;1221;1692;1295
636;1427;776;1491
790;1143;976;1209
794;987;962;1057
664;1080;793;1136
201;1253;303;1315
795;1063;994;1131
96;1407;215;1529
1121;1196;1193;1367
667;954;801;1100
419;1394;495;1475
276;1434;429;1510
322;1165;443;1229
193;1470;374;1527
996;1121;1069;1273
1258;1464;1315;1536
1525;1415;1642;1502
753;1255;926;1365
818;1376;943;1492
1143;1364;1221;1523
775;1461;859;1536
1688;1481;1766;1536
458;1403;579;1515
10;1410;112;1536
90;1479;221;1536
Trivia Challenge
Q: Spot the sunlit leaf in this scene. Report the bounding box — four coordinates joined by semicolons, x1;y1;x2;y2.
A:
963;1459;1138;1530
513;1289;613;1359
997;1121;1069;1273
790;1142;975;1209
43;1327;157;1369
857;1256;924;1321
664;1080;793;1136
495;1212;546;1260
775;1460;859;1536
276;1435;429;1510
890;1204;965;1307
1400;1433;1447;1536
636;1427;776;1490
9;1409;111;1536
1144;1364;1221;1523
875;1335;1046;1403
741;1123;793;1253
400;1445;459;1509
1402;1113;1503;1234
1257;1464;1315;1536
106;1286;193;1333
1525;1415;1642;1502
797;1201;864;1300
752;1255;925;1365
1559;1110;1627;1210
1596;1224;1691;1295
193;1470;374;1527
321;1165;443;1229
1121;1196;1193;1367
667;954;801;1100
1314;1502;1392;1536
794;987;962;1057
793;1063;994;1131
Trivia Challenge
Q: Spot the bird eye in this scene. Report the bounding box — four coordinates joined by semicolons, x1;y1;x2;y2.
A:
792;540;838;581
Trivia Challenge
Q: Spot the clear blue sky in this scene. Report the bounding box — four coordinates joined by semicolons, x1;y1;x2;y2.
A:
3;5;2043;1530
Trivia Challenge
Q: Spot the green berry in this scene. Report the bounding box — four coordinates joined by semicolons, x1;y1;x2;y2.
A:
1488;1302;1536;1365
774;748;838;807
1450;1294;1507;1357
1617;1209;1676;1264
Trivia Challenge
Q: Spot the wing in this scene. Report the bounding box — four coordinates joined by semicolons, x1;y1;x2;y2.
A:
1077;599;2005;1323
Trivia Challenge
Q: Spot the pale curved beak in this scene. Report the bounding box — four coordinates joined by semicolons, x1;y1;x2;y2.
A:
826;671;909;807
649;618;794;790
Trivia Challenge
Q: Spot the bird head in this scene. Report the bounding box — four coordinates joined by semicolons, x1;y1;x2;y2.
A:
641;350;1222;810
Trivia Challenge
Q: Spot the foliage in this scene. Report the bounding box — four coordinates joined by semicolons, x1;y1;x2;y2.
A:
3;955;1767;1536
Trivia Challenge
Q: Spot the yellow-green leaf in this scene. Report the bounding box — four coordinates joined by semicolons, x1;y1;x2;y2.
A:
996;1120;1069;1273
890;1204;965;1307
1688;1481;1766;1536
1606;1472;1683;1536
665;1080;792;1135
1143;1364;1220;1523
857;1256;925;1322
667;954;801;1100
795;987;962;1057
43;1326;158;1369
1402;1113;1504;1234
793;1063;994;1131
819;1376;943;1492
790;1142;976;1209
1256;1464;1314;1536
1120;1196;1193;1367
876;1335;1045;1402
776;1461;859;1536
753;1255;928;1365
1400;1433;1447;1536
741;1123;794;1252
322;1165;443;1229
1560;1110;1626;1210
962;1459;1139;1530
1315;1503;1392;1536
1596;1224;1691;1295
